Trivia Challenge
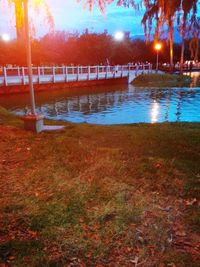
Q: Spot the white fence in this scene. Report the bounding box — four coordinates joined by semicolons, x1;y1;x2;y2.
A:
0;64;152;86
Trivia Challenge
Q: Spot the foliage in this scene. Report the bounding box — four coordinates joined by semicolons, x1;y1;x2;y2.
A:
142;0;199;66
6;0;54;39
0;31;198;66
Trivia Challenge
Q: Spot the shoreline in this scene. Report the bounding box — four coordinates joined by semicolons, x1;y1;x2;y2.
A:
132;73;193;87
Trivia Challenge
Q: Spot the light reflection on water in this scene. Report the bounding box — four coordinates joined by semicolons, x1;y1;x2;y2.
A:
184;71;200;87
0;72;200;125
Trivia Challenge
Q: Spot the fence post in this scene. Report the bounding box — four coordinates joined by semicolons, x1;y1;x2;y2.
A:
22;67;25;85
38;66;40;84
128;64;130;74
88;66;90;80
53;66;55;83
17;66;20;77
65;67;68;82
3;67;7;86
97;66;99;79
135;65;138;76
77;66;79;81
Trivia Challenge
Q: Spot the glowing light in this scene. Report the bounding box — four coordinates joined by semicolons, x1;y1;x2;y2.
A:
2;33;10;42
13;0;54;36
114;31;124;41
155;43;162;51
151;101;159;123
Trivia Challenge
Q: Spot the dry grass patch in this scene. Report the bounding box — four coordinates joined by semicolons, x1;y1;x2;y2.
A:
0;108;200;266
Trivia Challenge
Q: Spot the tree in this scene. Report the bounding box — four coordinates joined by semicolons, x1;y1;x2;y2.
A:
188;16;200;62
178;0;198;72
162;0;181;70
78;0;139;12
142;0;181;70
7;0;54;41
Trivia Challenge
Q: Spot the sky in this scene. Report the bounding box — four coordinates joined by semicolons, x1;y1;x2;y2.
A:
0;0;144;39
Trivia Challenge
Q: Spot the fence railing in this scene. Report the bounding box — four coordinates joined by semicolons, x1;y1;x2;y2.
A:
0;64;152;86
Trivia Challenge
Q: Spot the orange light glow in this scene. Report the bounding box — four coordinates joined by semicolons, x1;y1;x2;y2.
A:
12;0;54;39
155;43;162;51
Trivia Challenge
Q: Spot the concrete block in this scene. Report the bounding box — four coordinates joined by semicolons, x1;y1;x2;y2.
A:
21;113;44;133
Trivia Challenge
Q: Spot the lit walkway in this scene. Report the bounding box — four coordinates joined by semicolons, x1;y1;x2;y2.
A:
0;64;153;87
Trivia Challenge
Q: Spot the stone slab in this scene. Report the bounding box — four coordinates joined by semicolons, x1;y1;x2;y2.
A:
42;125;65;131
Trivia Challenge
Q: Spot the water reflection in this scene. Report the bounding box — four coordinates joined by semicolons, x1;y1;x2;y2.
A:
184;71;200;87
151;101;159;123
0;73;200;124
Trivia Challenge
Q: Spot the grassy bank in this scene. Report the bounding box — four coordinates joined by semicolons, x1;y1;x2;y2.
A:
0;107;200;266
132;73;192;87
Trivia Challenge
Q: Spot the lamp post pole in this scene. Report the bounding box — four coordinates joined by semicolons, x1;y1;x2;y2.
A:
156;50;159;72
21;0;64;132
155;43;162;73
23;0;36;115
22;0;45;132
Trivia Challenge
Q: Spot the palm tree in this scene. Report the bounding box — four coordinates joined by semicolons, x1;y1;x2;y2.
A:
142;0;181;71
141;1;160;42
8;0;54;41
178;0;198;72
158;0;181;71
13;0;24;40
189;16;200;62
78;0;140;13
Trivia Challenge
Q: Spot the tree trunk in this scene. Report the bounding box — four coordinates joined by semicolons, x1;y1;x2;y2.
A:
194;37;199;62
169;20;174;73
189;37;199;62
180;25;185;74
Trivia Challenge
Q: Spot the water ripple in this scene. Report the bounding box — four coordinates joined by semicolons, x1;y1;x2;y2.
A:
0;73;200;125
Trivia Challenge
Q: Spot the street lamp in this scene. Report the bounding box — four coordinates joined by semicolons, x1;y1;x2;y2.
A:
22;0;64;132
24;0;36;115
22;0;44;132
1;33;10;42
114;31;124;41
155;43;162;72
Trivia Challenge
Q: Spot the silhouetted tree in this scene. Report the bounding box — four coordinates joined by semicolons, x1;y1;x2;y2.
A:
178;0;198;71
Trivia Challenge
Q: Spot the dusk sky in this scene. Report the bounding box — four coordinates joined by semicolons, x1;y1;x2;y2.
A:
0;0;144;39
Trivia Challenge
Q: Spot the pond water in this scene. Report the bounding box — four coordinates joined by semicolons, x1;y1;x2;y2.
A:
0;72;200;125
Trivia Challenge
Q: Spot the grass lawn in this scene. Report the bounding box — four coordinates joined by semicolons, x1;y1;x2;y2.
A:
132;74;192;87
0;107;200;266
